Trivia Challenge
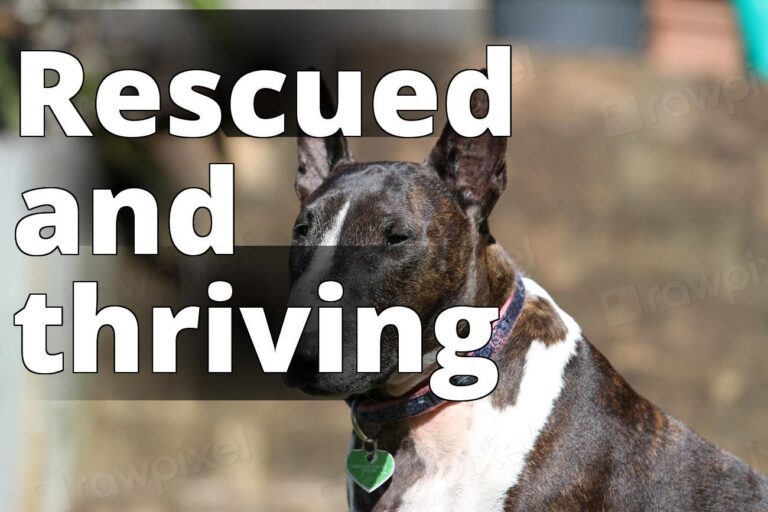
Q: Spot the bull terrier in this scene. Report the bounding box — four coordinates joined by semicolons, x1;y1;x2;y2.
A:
285;92;768;511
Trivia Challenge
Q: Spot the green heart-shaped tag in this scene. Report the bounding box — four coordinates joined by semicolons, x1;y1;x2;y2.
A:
345;449;395;493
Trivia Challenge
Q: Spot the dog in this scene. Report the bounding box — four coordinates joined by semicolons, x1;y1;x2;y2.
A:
284;91;768;511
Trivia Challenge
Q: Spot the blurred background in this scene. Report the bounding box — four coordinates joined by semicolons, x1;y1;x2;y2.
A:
2;0;768;510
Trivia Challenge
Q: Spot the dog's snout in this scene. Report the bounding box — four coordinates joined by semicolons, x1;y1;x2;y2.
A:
285;330;320;384
286;351;316;378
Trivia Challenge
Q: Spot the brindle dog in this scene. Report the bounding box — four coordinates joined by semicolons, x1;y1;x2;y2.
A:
285;92;768;511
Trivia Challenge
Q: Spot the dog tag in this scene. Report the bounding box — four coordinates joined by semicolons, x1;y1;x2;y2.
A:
346;449;395;493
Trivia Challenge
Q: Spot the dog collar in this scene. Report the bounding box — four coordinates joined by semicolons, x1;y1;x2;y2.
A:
350;272;527;425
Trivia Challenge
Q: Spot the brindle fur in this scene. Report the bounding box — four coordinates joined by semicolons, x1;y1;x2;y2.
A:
504;341;768;512
286;86;768;511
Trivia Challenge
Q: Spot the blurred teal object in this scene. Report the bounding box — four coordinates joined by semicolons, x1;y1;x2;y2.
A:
733;0;768;79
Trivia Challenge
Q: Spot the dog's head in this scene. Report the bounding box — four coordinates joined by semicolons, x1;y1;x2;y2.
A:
285;91;509;396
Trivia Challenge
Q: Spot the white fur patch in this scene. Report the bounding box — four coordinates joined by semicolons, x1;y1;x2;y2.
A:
320;201;351;247
396;278;581;511
293;201;350;297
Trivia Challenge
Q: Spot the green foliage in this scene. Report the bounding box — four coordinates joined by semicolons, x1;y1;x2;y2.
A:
184;0;224;9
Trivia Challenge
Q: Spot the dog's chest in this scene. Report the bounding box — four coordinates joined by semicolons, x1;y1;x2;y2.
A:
394;400;530;512
350;279;582;512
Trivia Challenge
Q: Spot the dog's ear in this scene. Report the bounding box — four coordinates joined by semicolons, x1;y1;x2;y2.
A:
295;74;353;204
427;89;507;221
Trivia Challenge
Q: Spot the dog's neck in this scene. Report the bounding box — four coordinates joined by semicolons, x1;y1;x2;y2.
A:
380;241;518;398
477;241;519;307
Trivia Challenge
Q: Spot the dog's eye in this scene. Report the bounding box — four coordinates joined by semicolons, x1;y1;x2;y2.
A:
386;233;410;246
294;224;310;238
